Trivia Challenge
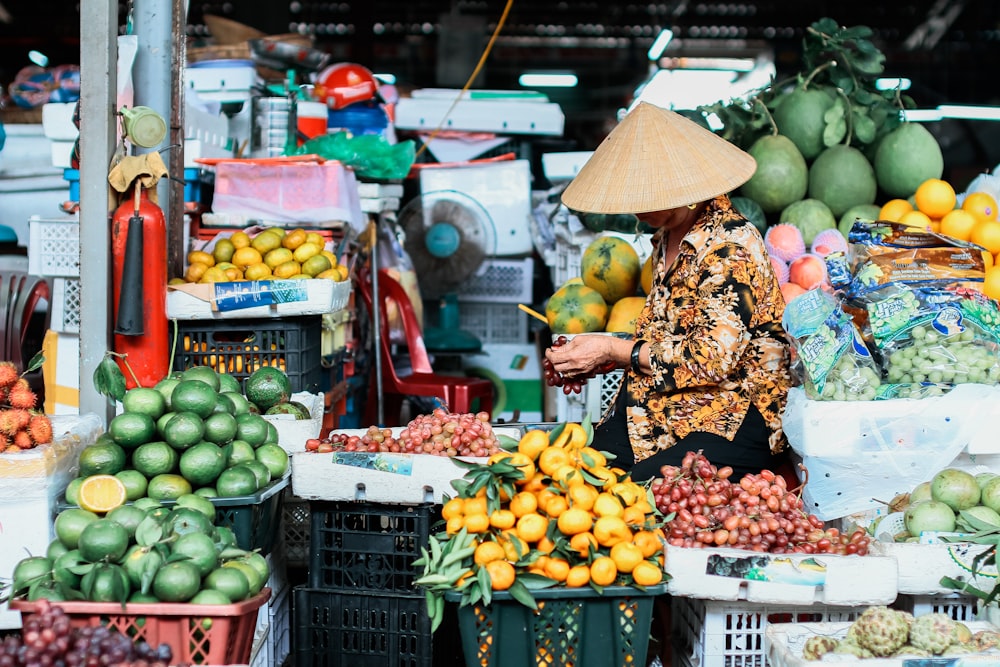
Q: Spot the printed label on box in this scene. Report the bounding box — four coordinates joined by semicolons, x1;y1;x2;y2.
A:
214;280;309;311
705;554;827;586
330;452;414;475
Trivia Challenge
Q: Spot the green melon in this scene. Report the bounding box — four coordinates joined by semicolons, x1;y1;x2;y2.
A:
807;145;877;218
838;204;882;238
730;196;768;234
772;87;835;161
779;198;837;246
874;122;945;199
739;134;809;214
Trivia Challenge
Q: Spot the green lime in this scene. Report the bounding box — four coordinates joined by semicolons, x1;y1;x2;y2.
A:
52;549;83;589
132;497;163;511
171;532;219;576
128;591;160;603
153;377;181;411
239;551;269;584
156;412;176;439
203;412;238;445
179;442;227;487
242;461;271;489
215;465;259;498
64;477;84;505
168;507;214;537
204;566;249;602
106;504;147;539
171;380;218;419
245;367;292;412
221;560;263;595
195;486;218;498
54;508;99;549
122;544;164;590
115;469;149;501
235;413;269;448
152;560;202;602
78;441;127;477
27;579;65;602
132;441;178;477
122;387;167;420
78;518;130;563
146;473;193;501
12;556;53;596
163;412;205;450
264;422;279;446
45;539;69;561
255;443;289;479
213;526;238;549
109;412;157;449
82;563;131;602
175;493;217;520
217;373;242;395
213;393;236;416
226;440;256;467
190;589;232;605
222;391;252;416
181;365;221;392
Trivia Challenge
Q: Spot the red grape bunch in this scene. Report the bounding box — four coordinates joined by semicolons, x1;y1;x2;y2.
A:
0;599;178;667
542;335;617;395
306;410;501;458
650;451;870;555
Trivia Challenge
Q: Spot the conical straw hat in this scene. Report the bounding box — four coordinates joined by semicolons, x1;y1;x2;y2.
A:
561;102;757;214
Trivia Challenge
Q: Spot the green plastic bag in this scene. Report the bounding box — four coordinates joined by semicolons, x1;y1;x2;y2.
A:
295;131;416;181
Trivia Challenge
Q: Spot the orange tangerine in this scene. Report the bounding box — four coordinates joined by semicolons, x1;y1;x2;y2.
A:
536;536;557;555
489;509;516;531
567;484;599;512
985;251;995;270
474;541;506;566
593;492;625;518
898;209;933;231
517;430;550;461
569;531;598;558
538;447;573;476
576;446;608;469
939;209;978;242
464;496;488;515
983;267;1000;301
441;498;464;520
552;422;588;450
515;512;549;543
972;220;1000;255
633;531;665;559
594;515;632;547
498;532;528;562
610;541;645;574
543;557;570;583
878;198;913;222
611;482;643;506
485;559;516;591
963;191;999;223
542;495;569;518
590;556;618;586
509;492;538;518
915;178;957;218
551;465;585;488
566;564;591;588
521;472;548;493
632;560;664;587
464;512;490;534
587;467;618;487
445;516;464;535
506;453;536;481
556;507;594;536
232;247;263;268
622;505;648;526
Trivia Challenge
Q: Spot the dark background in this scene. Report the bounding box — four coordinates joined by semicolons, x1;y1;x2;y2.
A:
1;0;998;185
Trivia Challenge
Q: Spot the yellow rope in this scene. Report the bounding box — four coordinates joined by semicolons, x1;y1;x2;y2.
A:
414;0;516;159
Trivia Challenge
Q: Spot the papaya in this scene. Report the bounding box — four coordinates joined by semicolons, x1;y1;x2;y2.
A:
580;236;640;304
545;284;608;334
605;296;646;335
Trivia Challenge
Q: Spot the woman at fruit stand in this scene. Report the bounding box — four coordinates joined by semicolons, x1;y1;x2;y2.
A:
546;102;794;481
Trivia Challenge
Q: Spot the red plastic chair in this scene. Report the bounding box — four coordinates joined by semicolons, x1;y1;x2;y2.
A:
0;271;50;372
358;268;493;426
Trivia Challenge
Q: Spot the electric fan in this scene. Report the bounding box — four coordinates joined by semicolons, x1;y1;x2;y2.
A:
397;189;497;353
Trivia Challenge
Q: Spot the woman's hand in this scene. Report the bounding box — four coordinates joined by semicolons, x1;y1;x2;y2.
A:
545;334;625;377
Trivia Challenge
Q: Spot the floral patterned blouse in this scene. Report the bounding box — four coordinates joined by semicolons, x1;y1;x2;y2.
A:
620;195;793;463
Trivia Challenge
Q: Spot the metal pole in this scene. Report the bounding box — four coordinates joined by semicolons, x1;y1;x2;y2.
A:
78;0;117;421
371;213;384;425
132;0;173;221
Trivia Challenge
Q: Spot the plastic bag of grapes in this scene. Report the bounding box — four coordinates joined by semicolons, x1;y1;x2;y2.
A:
867;285;1000;388
782;288;883;400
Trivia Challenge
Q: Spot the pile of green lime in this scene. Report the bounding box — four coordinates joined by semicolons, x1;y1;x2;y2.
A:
67;365;292;512
12;498;269;604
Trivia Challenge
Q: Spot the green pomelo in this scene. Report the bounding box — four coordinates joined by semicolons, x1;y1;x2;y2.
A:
80;563;131;602
122;545;164;591
52;549;84;589
235;413;270;448
175;493;218;520
181;365;221;392
739;134;808;213
203;412;238;445
54;508;100;550
171;532;220;576
179;441;227;487
245;367;293;412
729;196;768;234
12;556;53;595
171;380;218;420
115;469;149;502
213;393;236;416
122;387;167;421
772;87;835;160
222;392;252;416
131;441;178;477
152;560;202;602
227;439;257;467
168;507;214;537
838;204;882;238
204;567;250;602
807;145;877;218
256;443;289;479
215;465;260;498
153;378;180;411
163;412;205;451
242;460;272;489
874;122;945;199
46;539;69;561
77;518;130;563
217;373;242;395
190;589;232;605
78;442;127;477
778;198;837;246
146;473;193;501
106;504;148;539
108;412;157;449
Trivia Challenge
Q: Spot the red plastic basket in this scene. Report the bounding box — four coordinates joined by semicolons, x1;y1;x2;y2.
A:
11;589;271;665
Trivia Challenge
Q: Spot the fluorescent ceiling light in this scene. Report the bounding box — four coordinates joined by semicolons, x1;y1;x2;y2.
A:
937;105;1000;120
658;56;755;72
374;73;397;85
519;73;578;88
901;109;943;122
647;29;674;61
876;77;911;91
28;50;48;67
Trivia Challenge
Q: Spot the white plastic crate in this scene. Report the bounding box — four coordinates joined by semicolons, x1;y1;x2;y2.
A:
28;216;79;277
50;277;80;333
459;301;529;344
456;257;534;303
554;370;623;423
551;230;653;288
281;490;310;568
894;593;979;622
672;596;866;667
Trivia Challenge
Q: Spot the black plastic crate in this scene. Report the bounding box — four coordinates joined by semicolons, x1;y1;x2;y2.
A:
293;587;431;667
173;315;322;393
308;501;435;595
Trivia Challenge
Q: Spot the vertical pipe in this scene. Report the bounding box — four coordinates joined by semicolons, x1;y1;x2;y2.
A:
168;0;187;281
78;0;118;420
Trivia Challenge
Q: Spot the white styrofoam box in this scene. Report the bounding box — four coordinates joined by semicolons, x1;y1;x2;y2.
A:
263;391;324;454
42;331;80;415
541;151;593;182
50;277;80;334
41;103;78;141
0;414;103;628
50;140;74;169
784;385;1000;521
166;278;350;320
358;182;404;199
665;545;898;605
28;216;79;277
869;540;997;596
673;597;867;667
456;257;534;303
551;228;654;288
765;621;1000;667
895;593;980;622
462;343;543;423
419;160;534;257
291;426;522;503
360;196;400;214
395;96;565;136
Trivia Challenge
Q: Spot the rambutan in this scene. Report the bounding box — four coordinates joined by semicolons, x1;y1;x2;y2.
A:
7;378;37;409
0;409;19;436
13;430;32;450
28;413;53;445
10;408;30;431
0;362;19;390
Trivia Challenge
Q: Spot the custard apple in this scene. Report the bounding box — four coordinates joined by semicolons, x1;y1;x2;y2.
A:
973;629;1000;651
801;635;838;661
853;606;910;656
909;612;958;655
832;640;874;658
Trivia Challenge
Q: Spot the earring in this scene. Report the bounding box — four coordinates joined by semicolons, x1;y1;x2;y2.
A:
687;203;698;210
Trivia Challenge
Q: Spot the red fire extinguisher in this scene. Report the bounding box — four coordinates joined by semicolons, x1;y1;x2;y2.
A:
111;183;169;388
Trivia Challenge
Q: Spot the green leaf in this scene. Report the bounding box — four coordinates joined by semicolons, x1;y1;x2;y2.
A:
547;423;566;445
958;509;1000;533
517;573;560;591
823;118;846;146
852;111;877;144
24;352;45;375
166;552;193;564
134;518;163;548
93;356;127;403
823;101;845;124
507;579;538;610
495;434;519;452
477;566;492;607
68;562;95;577
219;547;250;560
